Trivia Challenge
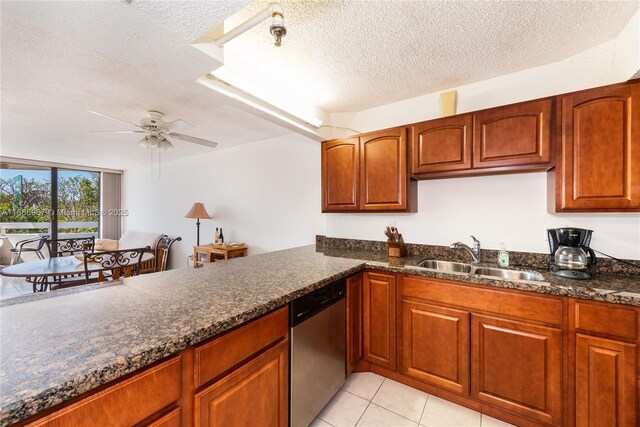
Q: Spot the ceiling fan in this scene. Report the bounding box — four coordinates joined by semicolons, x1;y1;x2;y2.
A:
88;110;218;150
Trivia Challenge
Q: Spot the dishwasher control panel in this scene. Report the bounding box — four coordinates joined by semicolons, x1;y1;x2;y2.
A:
289;280;345;327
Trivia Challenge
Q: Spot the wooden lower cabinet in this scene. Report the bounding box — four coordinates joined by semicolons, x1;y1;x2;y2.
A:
194;340;288;427
575;334;637;427
401;300;469;394
363;271;397;370
26;356;183;427
346;273;363;375
147;408;182;427
471;314;563;425
22;307;289;427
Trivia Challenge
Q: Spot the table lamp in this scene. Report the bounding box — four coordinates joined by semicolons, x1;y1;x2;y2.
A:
185;202;211;246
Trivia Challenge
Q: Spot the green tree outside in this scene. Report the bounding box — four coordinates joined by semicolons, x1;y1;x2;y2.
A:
0;174;100;234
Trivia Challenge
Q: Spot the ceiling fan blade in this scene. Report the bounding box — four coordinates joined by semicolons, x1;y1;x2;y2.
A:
87;110;142;128
163;119;193;133
168;132;218;148
90;130;146;134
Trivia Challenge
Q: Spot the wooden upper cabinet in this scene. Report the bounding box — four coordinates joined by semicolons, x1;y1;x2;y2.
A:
322;137;360;212
553;82;640;211
360;127;410;211
322;128;412;212
411;115;472;175
473;99;552;169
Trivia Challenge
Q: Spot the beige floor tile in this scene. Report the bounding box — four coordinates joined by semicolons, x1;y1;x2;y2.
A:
420;396;481;427
342;372;385;401
310;417;334;427
357;403;418;427
481;414;516;427
318;389;369;427
371;378;428;423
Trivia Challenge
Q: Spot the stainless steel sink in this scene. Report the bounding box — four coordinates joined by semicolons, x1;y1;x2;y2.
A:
471;267;545;282
415;259;546;282
416;260;473;273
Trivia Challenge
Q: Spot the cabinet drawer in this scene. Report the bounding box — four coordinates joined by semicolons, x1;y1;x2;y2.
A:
29;356;181;427
145;407;181;427
402;276;563;325
194;307;288;388
574;300;638;341
194;340;288;427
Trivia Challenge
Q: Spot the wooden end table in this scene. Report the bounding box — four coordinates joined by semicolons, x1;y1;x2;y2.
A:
193;244;248;265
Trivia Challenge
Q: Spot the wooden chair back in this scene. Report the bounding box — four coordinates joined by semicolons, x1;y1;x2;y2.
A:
155;235;182;272
84;246;150;282
47;236;96;257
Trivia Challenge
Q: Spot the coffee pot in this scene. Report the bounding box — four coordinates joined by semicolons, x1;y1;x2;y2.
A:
547;228;596;279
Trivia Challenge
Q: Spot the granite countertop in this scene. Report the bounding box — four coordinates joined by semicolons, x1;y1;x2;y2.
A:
1;245;639;426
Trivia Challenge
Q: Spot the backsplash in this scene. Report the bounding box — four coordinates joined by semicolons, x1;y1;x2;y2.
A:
316;236;640;276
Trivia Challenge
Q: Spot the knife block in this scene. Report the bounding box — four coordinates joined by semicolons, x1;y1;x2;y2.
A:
388;234;407;257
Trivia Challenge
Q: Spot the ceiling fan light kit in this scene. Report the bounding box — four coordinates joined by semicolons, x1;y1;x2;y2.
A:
88;110;219;150
138;135;173;151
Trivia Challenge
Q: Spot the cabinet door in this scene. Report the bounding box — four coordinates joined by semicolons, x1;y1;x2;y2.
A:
411;115;472;176
471;314;562;425
402;300;469;394
555;82;640;211
346;273;363;375
473;99;552;169
360;128;410;211
363;271;397;370
322;138;360;212
194;340;288;427
575;334;637;427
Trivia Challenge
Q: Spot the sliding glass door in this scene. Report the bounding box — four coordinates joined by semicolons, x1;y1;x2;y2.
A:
57;169;100;239
0;163;102;263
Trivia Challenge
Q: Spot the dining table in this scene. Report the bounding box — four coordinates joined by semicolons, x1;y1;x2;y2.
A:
0;253;153;292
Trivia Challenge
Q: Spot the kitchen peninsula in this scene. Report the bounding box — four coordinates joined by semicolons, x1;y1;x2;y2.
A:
1;243;639;426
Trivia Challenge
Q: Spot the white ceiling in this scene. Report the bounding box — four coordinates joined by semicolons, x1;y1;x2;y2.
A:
224;0;639;112
1;1;638;170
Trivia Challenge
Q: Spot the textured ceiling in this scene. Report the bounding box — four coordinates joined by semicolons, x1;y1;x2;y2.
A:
0;0;290;170
1;1;638;170
224;0;639;112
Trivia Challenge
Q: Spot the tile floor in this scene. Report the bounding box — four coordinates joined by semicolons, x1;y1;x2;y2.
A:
313;372;515;427
0;274;31;300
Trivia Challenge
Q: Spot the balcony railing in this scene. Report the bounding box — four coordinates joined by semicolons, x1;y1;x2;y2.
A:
0;222;99;265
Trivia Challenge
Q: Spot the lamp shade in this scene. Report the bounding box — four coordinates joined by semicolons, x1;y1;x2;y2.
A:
185;202;211;219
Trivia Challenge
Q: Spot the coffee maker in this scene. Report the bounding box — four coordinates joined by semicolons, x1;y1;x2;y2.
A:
547;228;596;279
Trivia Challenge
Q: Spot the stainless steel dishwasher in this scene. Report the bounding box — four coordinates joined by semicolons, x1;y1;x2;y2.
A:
290;280;346;427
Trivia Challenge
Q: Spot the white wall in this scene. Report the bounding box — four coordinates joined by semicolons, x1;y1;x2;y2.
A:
122;21;640;266
123;133;325;267
326;24;640;260
326;173;640;259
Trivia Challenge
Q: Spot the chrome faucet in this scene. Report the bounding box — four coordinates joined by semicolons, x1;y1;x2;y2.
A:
450;235;482;264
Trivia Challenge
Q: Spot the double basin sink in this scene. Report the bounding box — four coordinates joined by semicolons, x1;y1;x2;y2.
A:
416;259;546;282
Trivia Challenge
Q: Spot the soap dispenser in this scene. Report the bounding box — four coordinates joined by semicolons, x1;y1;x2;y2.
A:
498;243;509;267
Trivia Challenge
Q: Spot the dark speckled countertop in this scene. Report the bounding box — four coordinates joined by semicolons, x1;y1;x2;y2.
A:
1;245;639;426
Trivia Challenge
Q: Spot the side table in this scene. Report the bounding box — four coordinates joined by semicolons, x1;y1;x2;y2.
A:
193;244;248;266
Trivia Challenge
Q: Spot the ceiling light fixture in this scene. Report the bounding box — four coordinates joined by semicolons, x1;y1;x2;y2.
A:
215;2;287;47
137;135;174;151
199;73;323;132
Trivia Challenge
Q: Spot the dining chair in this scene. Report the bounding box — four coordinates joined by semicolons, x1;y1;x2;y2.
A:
46;236;96;257
84;246;151;283
9;235;49;265
155;235;182;272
